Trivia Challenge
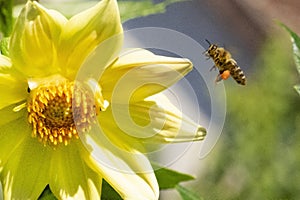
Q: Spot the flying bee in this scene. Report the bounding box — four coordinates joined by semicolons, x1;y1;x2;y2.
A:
204;39;246;85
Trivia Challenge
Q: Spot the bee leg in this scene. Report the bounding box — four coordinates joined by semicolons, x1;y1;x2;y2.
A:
215;74;223;83
202;50;211;59
209;65;217;71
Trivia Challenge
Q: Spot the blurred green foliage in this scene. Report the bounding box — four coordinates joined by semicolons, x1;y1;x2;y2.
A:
0;0;13;37
176;184;204;200
196;33;300;199
12;0;184;23
118;0;185;22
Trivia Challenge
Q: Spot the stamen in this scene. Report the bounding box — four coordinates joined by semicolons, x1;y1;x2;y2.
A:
27;79;103;146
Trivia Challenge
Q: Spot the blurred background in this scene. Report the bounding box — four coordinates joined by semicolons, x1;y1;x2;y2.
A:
10;0;300;199
123;1;300;199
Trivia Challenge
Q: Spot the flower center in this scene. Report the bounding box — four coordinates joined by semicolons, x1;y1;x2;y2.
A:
27;78;104;146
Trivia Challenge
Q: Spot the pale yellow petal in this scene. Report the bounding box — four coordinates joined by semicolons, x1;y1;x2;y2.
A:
9;1;67;77
58;0;123;79
100;49;192;103
0;118;50;200
143;93;207;143
97;106;145;152
0;103;26;127
49;141;102;200
0;55;27;109
99;96;206;144
82;131;159;200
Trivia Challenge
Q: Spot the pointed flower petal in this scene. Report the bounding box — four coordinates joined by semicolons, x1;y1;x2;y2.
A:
0;118;49;200
0;55;27;109
9;1;67;77
0;103;26;127
100;49;192;103
100;94;206;143
49;142;102;200
58;0;123;79
82;131;159;200
143;94;207;143
0;118;28;170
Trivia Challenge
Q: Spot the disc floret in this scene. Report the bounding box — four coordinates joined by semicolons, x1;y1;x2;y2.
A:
27;77;101;146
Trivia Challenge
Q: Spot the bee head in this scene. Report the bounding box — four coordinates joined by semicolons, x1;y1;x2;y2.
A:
205;39;218;56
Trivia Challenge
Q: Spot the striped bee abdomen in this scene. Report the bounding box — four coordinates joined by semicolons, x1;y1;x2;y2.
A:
229;64;246;85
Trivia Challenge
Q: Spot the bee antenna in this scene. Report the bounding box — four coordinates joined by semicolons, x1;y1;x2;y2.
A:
205;39;211;46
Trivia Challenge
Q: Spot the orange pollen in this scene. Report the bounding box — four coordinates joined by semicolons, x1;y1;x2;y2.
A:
27;80;98;146
221;70;231;80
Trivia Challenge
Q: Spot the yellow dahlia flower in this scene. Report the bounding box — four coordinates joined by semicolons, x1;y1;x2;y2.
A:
0;0;206;199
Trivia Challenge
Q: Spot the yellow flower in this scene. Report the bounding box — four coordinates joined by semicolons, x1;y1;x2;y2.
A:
0;0;206;199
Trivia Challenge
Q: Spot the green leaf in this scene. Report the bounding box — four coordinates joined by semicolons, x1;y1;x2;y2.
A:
175;184;203;200
101;179;122;200
279;23;300;95
153;165;194;190
280;23;300;74
0;0;13;37
0;37;9;56
38;185;58;200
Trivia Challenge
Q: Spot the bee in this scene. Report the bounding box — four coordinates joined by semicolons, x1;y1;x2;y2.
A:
204;39;246;85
